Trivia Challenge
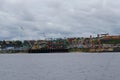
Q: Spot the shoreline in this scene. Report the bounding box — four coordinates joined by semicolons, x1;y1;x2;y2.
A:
0;48;120;54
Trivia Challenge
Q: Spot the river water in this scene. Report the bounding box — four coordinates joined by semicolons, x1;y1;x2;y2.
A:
0;52;120;80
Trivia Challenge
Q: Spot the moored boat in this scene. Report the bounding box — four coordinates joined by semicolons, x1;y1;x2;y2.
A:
28;48;69;53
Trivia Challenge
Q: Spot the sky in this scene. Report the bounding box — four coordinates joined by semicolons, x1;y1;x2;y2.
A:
0;0;120;40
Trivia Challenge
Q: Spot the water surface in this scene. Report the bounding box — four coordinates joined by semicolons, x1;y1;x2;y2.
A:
0;53;120;80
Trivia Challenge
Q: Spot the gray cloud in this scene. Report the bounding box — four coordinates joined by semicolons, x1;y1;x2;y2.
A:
0;0;120;40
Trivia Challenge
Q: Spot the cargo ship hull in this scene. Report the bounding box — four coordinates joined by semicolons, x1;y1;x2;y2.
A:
28;48;69;53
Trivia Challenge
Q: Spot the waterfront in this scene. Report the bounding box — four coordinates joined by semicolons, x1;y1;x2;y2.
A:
0;53;120;80
0;34;120;53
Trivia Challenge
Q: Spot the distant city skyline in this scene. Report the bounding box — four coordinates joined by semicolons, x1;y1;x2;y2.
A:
0;0;120;40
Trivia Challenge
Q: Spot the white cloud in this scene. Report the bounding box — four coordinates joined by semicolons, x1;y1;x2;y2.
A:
0;0;120;40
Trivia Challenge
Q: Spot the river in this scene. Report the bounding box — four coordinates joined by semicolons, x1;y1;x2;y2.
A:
0;52;120;80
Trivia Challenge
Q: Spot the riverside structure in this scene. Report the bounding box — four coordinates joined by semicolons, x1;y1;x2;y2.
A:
0;34;120;53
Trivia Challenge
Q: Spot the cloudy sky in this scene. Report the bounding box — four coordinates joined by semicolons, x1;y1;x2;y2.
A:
0;0;120;40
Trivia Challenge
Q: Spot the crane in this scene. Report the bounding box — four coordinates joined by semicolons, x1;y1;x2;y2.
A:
19;26;33;49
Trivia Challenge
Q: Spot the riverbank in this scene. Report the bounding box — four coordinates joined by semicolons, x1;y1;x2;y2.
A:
0;47;120;53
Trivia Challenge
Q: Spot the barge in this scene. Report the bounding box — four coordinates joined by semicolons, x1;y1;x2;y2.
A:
28;48;69;53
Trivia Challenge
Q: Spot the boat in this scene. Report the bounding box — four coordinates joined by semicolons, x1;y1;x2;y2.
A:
28;48;69;53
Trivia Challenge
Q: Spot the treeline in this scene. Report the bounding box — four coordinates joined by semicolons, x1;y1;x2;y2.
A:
101;39;120;44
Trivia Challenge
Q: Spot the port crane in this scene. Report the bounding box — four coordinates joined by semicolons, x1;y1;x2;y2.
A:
19;26;33;49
